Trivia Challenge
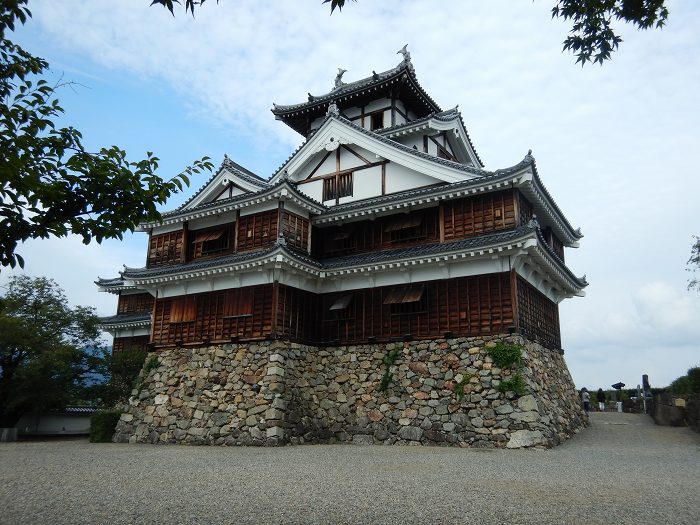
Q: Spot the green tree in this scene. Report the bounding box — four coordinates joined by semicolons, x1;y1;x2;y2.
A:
0;275;104;427
321;0;667;65
91;347;148;407
1;0;212;270
688;236;700;291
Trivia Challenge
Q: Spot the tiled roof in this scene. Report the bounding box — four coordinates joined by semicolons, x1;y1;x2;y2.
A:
375;107;484;168
119;224;585;291
121;244;280;278
337;115;490;176
98;312;152;325
271;61;441;115
156;179;325;222
95;277;125;287
319;227;531;269
178;156;268;210
314;160;529;219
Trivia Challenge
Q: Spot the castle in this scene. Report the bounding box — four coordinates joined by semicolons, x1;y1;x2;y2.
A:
100;50;588;447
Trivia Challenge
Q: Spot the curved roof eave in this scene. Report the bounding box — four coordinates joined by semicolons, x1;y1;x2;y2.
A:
271;62;441;117
136;180;326;231
177;156;269;212
378;108;484;169
512;155;584;245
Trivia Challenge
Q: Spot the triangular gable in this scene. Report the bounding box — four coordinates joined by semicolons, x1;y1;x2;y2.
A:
182;158;268;211
378;109;483;169
271;116;486;189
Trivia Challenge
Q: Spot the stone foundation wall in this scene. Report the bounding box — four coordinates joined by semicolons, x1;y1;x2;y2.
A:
113;335;587;448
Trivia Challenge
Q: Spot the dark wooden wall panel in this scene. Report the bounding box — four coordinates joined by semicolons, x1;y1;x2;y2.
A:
313;208;440;258
443;190;516;240
147;231;183;267
151;285;274;346
117;292;154;314
282;211;310;253
237;210;279;252
112;336;150;354
319;273;514;343
515;276;561;349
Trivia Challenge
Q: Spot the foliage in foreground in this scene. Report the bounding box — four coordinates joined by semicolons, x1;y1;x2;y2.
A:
668;367;700;396
321;0;668;66
687;236;700;292
1;0;212;269
89;409;121;443
0;275;104;427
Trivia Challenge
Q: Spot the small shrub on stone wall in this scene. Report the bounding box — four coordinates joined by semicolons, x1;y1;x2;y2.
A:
498;372;526;396
133;355;160;395
90;410;122;443
379;349;400;391
454;373;473;401
487;342;523;369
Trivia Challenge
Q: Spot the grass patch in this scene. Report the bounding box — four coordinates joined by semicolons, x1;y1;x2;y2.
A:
454;373;473;401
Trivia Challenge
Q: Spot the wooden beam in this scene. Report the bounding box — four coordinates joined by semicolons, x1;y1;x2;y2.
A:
381;162;386;196
510;269;520;334
181;222;188;263
297;160;387;185
341;144;371;165
438;202;445;243
233;210;240;253
305;150;332;180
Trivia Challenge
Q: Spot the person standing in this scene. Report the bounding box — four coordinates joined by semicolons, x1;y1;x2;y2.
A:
597;388;606;411
581;388;591;412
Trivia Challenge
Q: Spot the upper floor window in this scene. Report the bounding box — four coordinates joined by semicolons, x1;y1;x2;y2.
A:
370;111;384;130
383;284;426;315
323;172;353;202
191;226;231;259
385;214;425;243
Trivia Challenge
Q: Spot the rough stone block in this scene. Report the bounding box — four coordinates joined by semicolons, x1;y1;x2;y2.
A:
352;435;374;445
154;394;169;405
266;426;285;439
518;395;538;412
506;429;544;448
266;366;285;377
398;426;423;441
265;408;285;421
512;411;539;423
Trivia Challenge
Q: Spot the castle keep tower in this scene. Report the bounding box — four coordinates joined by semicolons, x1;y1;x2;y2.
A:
101;51;587;447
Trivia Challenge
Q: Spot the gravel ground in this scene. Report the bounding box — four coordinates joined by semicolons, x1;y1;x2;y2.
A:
1;412;698;525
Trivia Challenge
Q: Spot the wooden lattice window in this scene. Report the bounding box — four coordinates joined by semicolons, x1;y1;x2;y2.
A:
323;172;353;202
385;214;424;243
191;226;231;259
112;336;150;354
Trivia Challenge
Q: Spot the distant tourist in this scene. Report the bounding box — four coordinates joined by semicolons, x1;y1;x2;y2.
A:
581;388;590;412
597;388;606;411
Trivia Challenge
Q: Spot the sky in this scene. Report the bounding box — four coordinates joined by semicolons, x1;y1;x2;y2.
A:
3;0;699;391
